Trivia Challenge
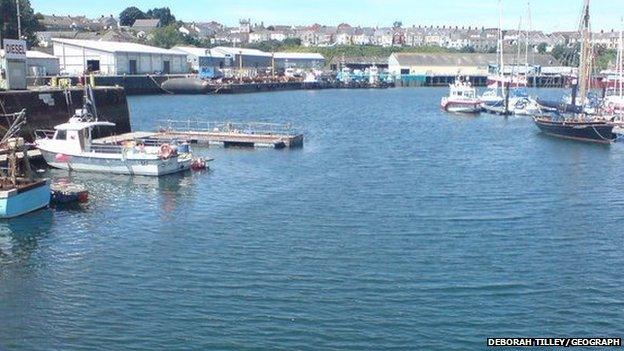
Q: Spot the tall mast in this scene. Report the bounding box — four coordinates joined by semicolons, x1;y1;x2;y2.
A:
499;0;504;76
577;0;591;106
525;2;530;75
619;17;623;100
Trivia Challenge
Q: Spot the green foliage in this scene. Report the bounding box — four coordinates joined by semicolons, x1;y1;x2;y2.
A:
537;42;548;54
119;6;146;26
594;45;616;71
283;37;301;46
149;23;187;48
459;45;476;53
0;0;41;46
551;44;579;67
146;7;175;27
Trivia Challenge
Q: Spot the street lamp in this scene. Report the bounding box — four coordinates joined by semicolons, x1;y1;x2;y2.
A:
16;0;22;40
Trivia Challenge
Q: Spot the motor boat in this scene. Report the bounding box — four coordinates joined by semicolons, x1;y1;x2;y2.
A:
35;115;193;176
440;77;482;113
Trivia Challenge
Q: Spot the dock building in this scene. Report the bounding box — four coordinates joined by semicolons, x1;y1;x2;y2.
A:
52;39;188;75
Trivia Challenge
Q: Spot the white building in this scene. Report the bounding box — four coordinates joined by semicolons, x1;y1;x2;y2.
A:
1;49;60;76
211;47;273;69
171;46;228;71
52;38;188;75
273;52;325;69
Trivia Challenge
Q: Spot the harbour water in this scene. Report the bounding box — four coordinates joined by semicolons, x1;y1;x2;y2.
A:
1;88;623;349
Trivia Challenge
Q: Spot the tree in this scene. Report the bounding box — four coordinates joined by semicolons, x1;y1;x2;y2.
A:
283;37;301;46
119;6;146;26
149;23;186;48
537;42;548;54
551;44;580;67
146;7;175;27
0;0;41;46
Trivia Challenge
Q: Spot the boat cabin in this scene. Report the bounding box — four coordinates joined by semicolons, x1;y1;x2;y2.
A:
449;83;477;99
46;119;116;154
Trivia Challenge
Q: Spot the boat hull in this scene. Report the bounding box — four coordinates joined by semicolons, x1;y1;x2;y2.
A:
39;150;192;176
0;180;50;219
441;100;481;113
533;118;616;143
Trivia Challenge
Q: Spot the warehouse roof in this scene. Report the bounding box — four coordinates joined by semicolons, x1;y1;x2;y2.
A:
212;46;272;57
390;53;561;67
274;52;324;60
171;46;226;58
51;38;185;56
330;55;388;65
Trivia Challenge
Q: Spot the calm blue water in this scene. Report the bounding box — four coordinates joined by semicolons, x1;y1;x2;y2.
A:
1;88;623;350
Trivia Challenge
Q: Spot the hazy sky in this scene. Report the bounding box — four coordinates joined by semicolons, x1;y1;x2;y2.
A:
30;0;624;32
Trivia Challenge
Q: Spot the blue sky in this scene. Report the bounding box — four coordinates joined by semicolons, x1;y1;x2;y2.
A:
30;0;624;32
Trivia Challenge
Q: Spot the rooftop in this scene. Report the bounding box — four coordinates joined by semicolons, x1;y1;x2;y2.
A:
273;52;324;60
132;19;160;28
51;38;186;56
171;46;227;58
212;46;273;57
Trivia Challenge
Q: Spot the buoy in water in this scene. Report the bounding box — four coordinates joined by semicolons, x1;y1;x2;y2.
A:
190;157;207;171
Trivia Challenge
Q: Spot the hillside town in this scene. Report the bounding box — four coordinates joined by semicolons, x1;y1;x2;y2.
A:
33;13;622;52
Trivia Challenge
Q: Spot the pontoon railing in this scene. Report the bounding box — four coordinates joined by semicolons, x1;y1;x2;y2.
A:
157;119;297;135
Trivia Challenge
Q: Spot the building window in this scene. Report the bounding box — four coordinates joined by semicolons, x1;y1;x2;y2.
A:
163;60;171;74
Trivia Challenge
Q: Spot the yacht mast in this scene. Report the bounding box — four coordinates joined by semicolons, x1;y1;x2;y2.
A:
577;0;591;106
525;2;530;76
498;0;505;92
618;17;623;100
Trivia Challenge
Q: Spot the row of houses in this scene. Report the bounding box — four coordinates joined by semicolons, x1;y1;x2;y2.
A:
36;14;623;53
205;21;622;52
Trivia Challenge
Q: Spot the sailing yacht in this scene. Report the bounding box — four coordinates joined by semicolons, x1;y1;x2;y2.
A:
533;0;616;143
481;0;507;113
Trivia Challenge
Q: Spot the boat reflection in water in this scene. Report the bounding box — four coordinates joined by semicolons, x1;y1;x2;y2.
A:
0;209;53;265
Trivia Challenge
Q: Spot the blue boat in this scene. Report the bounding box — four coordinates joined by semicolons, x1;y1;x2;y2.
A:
0;179;51;218
0;110;51;218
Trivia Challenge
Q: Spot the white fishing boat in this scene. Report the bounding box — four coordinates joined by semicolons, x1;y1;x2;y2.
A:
36;116;192;176
440;77;481;113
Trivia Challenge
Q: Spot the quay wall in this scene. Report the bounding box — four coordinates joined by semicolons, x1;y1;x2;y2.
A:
0;87;131;140
24;73;567;96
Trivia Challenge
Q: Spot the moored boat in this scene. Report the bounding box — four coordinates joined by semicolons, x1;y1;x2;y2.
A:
440;77;481;113
533;115;616;143
36;117;193;176
0;110;50;219
532;0;614;143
